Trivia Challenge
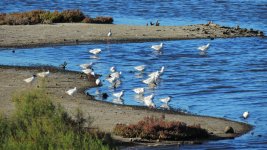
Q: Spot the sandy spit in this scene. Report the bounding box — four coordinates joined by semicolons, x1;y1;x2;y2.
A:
0;65;252;146
0;23;263;48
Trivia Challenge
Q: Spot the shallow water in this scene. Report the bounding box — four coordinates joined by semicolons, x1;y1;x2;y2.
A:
1;0;267;149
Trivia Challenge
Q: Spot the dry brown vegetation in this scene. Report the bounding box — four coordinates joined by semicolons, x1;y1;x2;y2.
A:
0;10;113;25
114;116;209;141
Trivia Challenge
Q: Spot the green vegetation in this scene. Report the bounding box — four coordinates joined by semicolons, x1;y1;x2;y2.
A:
0;10;113;25
0;88;115;149
114;116;209;141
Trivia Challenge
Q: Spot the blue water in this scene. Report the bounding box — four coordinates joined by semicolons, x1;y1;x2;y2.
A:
1;1;267;149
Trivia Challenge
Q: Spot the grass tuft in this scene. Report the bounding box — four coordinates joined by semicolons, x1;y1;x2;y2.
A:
114;116;209;141
0;88;115;149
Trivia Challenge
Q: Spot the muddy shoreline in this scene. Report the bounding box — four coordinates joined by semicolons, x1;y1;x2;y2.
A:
0;65;253;147
0;23;264;48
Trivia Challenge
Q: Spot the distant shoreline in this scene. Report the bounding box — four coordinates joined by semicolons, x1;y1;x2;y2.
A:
0;65;252;146
0;23;264;48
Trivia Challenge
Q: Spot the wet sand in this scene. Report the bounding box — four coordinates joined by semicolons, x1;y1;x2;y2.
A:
0;23;263;48
0;65;252;146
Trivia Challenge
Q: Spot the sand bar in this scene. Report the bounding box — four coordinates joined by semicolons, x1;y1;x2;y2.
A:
0;23;263;48
0;65;252;145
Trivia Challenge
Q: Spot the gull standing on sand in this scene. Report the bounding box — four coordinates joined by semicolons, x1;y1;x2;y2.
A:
66;87;77;96
133;87;145;95
89;48;101;55
151;43;163;51
24;75;36;83
143;94;155;108
108;29;112;37
113;90;124;99
198;43;210;52
37;71;50;78
243;111;249;119
134;65;146;72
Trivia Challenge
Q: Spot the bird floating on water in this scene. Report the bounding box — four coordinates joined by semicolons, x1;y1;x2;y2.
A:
37;71;50;78
133;87;145;95
197;43;210;51
151;43;163;51
89;48;101;55
113;90;124;99
243;111;249;119
24;75;36;83
66;87;77;96
134;65;146;72
108;29;112;37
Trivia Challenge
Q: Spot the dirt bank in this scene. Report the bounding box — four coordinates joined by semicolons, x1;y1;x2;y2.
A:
0;23;263;48
0;65;252;146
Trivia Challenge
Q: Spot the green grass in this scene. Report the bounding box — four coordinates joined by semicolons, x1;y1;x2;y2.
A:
0;88;115;150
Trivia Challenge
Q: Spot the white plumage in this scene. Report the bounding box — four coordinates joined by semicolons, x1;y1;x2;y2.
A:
79;63;93;69
142;76;156;85
110;66;116;73
133;87;145;95
151;43;163;51
198;43;210;51
66;87;77;96
89;48;101;55
113;90;124;99
243;111;249;119
23;75;36;83
95;79;101;86
110;71;122;79
82;68;93;75
37;71;50;78
143;94;155;108
108;29;112;37
160;96;171;104
134;65;146;72
106;76;116;83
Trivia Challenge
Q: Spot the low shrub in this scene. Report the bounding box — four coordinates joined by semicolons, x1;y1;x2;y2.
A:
0;10;113;25
82;16;113;24
114;116;209;141
0;88;115;149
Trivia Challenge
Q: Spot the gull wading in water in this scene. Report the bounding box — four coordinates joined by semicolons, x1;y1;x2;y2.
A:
134;65;146;72
133;87;145;95
66;87;77;96
243;111;249;119
110;66;116;73
143;94;155;108
198;43;210;52
160;96;171;104
37;71;50;78
89;48;101;55
151;43;163;51
79;63;93;69
24;75;37;83
113;90;124;99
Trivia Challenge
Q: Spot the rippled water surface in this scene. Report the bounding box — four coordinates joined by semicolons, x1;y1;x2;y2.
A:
1;1;267;149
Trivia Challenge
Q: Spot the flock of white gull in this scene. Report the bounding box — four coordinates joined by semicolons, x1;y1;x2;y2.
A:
22;29;249;119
